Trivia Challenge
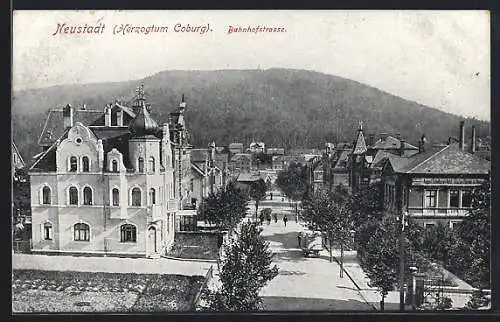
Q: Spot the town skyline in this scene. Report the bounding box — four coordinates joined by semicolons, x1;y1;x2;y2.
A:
13;10;490;121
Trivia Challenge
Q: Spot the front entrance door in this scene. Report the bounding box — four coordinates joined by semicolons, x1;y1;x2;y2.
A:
148;227;157;254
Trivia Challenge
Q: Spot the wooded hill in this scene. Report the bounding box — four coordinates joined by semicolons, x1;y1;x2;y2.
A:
12;68;489;161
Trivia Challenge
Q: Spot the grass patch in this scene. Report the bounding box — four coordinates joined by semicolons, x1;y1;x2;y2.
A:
12;269;204;312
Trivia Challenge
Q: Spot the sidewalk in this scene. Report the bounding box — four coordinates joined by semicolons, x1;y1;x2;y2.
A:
325;248;401;310
13;253;212;276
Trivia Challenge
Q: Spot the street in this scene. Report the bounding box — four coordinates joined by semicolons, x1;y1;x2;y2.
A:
252;192;374;311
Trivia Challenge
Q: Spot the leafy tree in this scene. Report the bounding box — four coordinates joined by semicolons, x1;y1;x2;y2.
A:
276;161;309;217
361;214;421;311
419;223;457;265
464;290;490;310
448;180;491;288
300;185;353;277
199;180;248;231
202;222;279;311
349;182;384;253
249;179;267;221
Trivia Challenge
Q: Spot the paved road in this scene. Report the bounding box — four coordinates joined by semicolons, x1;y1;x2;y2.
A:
257;217;373;311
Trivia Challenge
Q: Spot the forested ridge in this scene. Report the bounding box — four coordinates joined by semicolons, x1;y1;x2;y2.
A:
12;68;489;161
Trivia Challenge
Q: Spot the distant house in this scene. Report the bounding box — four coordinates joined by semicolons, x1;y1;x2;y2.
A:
229;153;253;172
236;171;270;192
266;148;285;156
248;141;265;154
272;155;285;170
228;143;244;155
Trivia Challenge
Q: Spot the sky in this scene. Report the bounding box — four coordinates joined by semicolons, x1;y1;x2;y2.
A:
12;10;490;120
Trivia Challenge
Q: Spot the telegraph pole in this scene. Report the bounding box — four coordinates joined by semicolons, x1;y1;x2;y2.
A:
399;210;407;311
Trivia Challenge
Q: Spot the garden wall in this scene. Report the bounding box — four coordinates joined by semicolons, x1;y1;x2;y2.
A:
168;231;224;260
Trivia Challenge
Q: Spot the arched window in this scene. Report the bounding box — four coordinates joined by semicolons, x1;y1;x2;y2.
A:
69;186;78;205
112;188;119;206
131;187;141;206
149;188;156;205
138;157;144;173
120;224;137;242
69;156;78;172
42;186;51;205
83;187;93;205
149;157;155;172
112;160;118;172
74;223;90;241
43;222;53;240
82;156;90;172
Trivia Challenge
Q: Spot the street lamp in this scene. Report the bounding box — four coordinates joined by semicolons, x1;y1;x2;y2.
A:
409;266;418;310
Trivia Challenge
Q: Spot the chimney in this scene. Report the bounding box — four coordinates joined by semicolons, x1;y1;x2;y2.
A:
117;109;124;126
459;121;465;150
63;104;74;129
399;138;405;157
105;104;112;126
471;125;476;154
418;134;426;153
368;134;375;147
81;104;87;110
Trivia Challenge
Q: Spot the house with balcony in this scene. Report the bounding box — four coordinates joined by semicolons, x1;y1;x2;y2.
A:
381;122;490;228
28;85;180;258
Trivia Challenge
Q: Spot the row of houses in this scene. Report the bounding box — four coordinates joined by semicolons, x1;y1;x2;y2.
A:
18;85;228;258
308;121;490;228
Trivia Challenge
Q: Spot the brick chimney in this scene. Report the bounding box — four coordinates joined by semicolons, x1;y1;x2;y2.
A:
368;134;375;147
399;138;406;156
63;104;74;129
459;121;465;150
471;125;476;154
418;134;426;153
105;104;112;126
117;109;123;126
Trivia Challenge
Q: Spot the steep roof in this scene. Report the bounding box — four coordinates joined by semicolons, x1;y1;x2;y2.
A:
38;109;103;146
371;135;418;151
231;153;252;162
30;126;137;172
353;130;368;155
371;150;392;169
386;143;490;175
334;150;351;169
12;142;25;167
191;149;208;163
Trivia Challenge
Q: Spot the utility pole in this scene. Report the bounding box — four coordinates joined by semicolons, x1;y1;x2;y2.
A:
399;210;407;311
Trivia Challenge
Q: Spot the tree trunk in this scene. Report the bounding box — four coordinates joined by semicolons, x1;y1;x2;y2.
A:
380;294;385;312
329;237;333;263
340;242;344;278
255;200;259;222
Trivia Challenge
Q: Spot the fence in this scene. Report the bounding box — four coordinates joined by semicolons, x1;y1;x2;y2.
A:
191;265;214;310
12;239;31;253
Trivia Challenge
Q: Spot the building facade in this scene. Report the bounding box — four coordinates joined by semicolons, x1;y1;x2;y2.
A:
29;85;179;257
381;123;490;228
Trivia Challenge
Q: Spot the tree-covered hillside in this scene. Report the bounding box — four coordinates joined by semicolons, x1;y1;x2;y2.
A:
12;68;489;162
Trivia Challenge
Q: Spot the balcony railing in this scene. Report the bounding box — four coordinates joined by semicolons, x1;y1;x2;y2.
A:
149;205;163;221
408;208;470;217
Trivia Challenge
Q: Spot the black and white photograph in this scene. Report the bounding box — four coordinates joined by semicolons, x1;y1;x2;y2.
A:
11;10;491;313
